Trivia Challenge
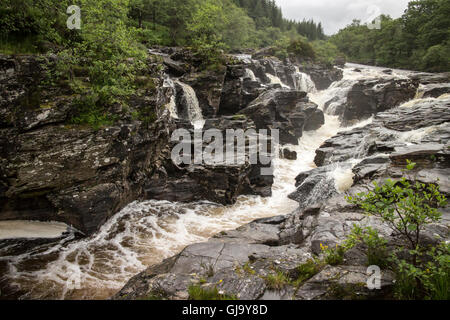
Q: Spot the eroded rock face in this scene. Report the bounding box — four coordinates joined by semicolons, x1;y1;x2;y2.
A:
324;78;419;126
241;89;324;145
0;53;276;235
301;64;344;90
144;116;274;204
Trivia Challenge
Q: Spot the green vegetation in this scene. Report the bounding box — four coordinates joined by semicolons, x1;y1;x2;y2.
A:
0;0;339;128
331;0;450;72
345;225;389;268
321;243;346;266
392;242;449;300
347;161;449;300
293;259;324;286
264;270;291;290
188;285;237;300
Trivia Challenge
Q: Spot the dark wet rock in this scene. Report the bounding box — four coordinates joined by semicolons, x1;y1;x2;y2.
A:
162;56;189;77
419;83;450;98
301;64;344;90
241;89;324;145
280;148;297;161
144;116;274;204
218;65;267;115
409;72;450;85
316;94;450;167
181;70;226;118
117;61;450;301
327;78;419;126
0;53;274;235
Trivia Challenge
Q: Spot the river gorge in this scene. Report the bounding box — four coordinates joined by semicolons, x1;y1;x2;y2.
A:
0;50;449;300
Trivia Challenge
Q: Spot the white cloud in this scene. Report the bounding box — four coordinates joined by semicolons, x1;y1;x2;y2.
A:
276;0;411;35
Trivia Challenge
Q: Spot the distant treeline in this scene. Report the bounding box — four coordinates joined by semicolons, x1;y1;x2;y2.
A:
232;0;326;41
331;0;450;72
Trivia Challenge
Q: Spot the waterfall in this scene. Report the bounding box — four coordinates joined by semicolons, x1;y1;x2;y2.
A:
163;77;179;119
175;81;205;130
293;67;316;93
244;68;257;81
266;73;290;89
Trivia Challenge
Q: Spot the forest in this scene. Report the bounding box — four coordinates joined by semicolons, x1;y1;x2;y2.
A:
0;0;448;111
331;0;450;72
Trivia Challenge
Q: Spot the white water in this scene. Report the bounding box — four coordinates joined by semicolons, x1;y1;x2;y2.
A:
244;68;257;81
266;73;290;89
294;67;316;93
311;63;412;116
0;96;344;301
175;81;205;129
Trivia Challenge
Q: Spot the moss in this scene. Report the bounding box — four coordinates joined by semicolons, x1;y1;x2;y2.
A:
232;114;247;121
327;283;367;300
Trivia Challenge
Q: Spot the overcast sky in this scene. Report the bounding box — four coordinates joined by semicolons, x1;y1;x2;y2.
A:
276;0;411;35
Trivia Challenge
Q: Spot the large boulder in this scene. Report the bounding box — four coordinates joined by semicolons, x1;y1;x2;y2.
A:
324;78;419;126
240;89;324;145
144;116;274;204
218;65;267;115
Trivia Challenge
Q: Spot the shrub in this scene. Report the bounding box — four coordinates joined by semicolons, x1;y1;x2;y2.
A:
321;243;345;266
392;242;450;300
294;259;324;286
287;39;316;60
347;161;447;263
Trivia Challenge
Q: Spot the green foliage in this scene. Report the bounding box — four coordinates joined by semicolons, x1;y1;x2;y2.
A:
69;95;117;129
188;285;237;300
347;161;447;252
392;242;450;300
345;225;388;267
287;38;316;60
331;0;450;72
294;259;324;286
312;40;341;67
320;243;346;266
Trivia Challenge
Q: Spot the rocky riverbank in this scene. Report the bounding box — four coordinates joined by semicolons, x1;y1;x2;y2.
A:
1;48;449;300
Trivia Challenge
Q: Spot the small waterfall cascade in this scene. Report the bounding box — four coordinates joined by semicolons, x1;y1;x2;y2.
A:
162;77;179;119
266;73;290;89
175;81;205;130
293;67;316;93
243;68;257;81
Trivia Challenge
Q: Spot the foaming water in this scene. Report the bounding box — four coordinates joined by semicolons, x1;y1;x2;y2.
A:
266;73;290;89
175;81;205;129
